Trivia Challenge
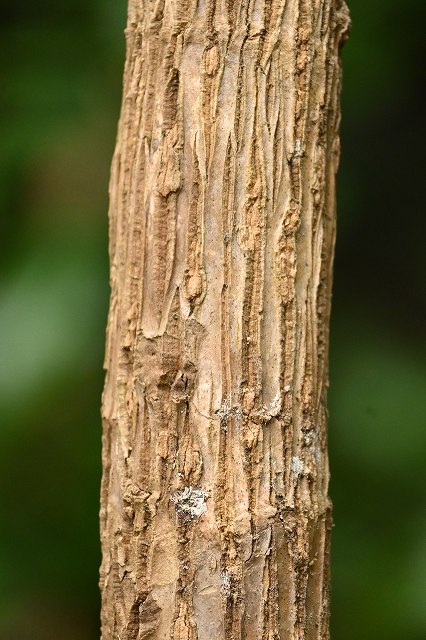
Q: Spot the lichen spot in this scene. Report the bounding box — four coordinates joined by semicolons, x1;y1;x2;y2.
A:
291;456;304;477
170;486;208;520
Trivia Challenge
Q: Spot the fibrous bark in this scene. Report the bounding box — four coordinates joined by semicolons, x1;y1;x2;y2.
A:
100;1;350;639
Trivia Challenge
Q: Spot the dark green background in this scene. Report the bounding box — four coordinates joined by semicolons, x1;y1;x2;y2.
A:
0;1;425;638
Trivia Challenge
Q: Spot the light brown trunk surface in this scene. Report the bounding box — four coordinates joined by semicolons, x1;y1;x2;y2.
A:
100;2;349;638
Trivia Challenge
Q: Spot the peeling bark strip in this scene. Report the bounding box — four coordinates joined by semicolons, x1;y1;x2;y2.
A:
100;1;350;638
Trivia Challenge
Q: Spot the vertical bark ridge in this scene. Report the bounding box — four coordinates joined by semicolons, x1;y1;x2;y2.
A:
101;1;350;638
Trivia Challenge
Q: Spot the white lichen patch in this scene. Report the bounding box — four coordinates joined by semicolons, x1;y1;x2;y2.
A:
303;431;313;446
252;393;282;423
170;486;208;519
268;393;282;417
291;456;304;477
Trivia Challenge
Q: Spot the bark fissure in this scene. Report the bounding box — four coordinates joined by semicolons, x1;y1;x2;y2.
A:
101;1;349;638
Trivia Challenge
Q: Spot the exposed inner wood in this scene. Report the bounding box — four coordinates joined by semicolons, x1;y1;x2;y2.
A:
100;1;350;638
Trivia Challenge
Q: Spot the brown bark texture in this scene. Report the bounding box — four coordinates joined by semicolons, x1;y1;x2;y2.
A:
100;1;350;639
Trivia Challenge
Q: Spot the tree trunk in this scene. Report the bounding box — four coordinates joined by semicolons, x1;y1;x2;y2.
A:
100;1;350;638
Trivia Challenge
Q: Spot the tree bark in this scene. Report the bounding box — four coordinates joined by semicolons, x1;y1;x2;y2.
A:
100;1;350;638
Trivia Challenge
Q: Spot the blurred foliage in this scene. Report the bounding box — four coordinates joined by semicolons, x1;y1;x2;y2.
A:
0;1;425;638
330;1;426;638
0;1;127;637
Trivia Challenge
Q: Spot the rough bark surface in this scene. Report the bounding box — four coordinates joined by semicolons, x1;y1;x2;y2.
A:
100;1;350;639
